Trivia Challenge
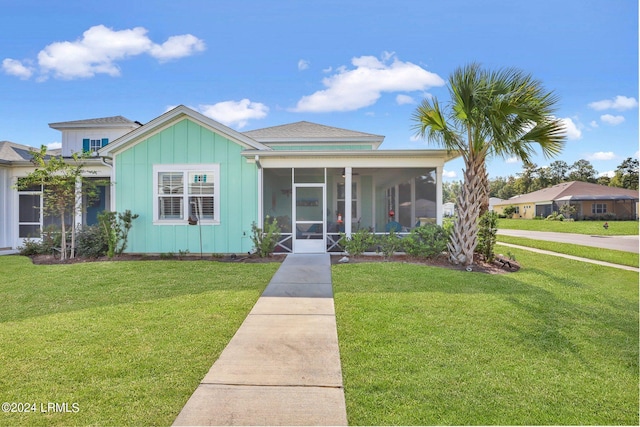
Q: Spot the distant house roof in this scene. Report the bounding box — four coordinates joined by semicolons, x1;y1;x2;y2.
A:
0;141;37;162
49;115;141;130
494;181;639;205
0;141;66;164
243;121;384;148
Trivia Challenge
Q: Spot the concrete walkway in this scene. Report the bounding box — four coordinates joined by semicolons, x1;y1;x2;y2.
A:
173;253;347;426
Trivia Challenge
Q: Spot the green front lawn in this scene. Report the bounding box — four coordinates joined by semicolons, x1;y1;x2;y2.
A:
333;249;639;425
498;218;639;235
0;256;279;426
497;235;640;267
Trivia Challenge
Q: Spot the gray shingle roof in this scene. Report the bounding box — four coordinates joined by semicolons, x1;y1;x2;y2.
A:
0;141;37;161
49;116;139;129
243;121;384;141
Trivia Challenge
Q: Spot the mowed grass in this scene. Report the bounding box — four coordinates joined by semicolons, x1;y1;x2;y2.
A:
497;235;640;267
498;218;639;235
0;256;279;426
333;248;639;425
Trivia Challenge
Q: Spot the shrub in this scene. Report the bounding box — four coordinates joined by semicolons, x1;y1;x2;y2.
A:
18;239;46;256
503;205;517;218
546;211;564;221
98;210;139;258
251;216;281;257
376;229;404;259
477;211;499;262
403;224;449;259
340;228;375;257
76;225;109;258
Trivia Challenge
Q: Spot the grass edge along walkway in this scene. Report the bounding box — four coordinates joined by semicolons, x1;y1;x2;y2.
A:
496;242;639;272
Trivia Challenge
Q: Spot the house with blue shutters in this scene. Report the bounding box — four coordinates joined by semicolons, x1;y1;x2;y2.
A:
0;105;457;255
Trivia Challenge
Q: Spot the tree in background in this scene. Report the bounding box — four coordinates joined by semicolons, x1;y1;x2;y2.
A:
413;63;565;266
443;180;462;203
568;159;598;183
610;157;639;190
548;160;569;185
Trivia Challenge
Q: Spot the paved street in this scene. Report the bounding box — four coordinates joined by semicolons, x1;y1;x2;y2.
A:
497;229;639;253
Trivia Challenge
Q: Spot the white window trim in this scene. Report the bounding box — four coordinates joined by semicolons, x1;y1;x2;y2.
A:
152;164;220;225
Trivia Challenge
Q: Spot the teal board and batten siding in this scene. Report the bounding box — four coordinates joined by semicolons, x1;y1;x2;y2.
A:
115;119;258;254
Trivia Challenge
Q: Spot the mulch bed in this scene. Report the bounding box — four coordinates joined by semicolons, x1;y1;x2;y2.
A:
29;252;519;274
330;253;520;274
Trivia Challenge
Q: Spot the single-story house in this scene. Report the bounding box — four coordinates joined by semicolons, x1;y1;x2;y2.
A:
1;105;459;255
493;181;639;220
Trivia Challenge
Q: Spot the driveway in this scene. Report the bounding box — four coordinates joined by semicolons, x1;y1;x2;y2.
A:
497;229;639;254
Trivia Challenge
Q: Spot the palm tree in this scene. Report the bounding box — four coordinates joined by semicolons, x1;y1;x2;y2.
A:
413;63;566;266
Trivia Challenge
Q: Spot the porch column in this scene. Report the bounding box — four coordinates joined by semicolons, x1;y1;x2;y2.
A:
436;166;443;225
74;178;82;228
345;167;352;236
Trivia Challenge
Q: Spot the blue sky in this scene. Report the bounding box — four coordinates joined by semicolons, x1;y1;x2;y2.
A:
1;0;637;180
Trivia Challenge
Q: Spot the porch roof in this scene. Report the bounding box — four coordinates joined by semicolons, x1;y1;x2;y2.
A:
242;148;459;162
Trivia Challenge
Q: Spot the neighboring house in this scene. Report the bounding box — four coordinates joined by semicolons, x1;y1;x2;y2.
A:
493;181;639;220
1;105;459;255
488;197;503;212
443;202;455;216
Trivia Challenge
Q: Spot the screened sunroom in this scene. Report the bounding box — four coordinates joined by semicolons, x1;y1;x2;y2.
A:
251;149;454;254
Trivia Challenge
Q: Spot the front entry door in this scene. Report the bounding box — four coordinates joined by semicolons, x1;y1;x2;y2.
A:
293;184;325;253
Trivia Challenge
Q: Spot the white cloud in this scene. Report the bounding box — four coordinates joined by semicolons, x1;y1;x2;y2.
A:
589;95;638;111
4;25;204;80
298;59;310;71
396;94;415;105
291;52;445;112
46;142;62;150
588;151;616;161
443;169;457;178
2;58;34;79
505;157;519;164
197;99;269;129
600;114;625;125
559;117;582;140
589;120;599;128
599;170;615;178
149;34;205;62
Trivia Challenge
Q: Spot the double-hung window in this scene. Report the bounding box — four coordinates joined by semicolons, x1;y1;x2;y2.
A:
592;203;607;214
153;164;220;224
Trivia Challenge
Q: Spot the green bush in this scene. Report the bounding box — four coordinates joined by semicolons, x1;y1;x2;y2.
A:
98;210;139;258
376;229;403;259
76;225;109;258
251;216;281;257
546;211;564;221
477;211;499;262
18;239;47;256
403;224;449;259
340;228;376;257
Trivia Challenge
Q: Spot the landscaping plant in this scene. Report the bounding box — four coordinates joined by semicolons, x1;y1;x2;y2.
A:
76;225;109;258
403;224;449;259
376;229;404;259
340;228;375;257
98;209;139;258
250;216;281;257
477;210;499;262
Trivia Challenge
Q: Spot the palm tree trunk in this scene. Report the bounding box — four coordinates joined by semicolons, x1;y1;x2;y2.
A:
448;155;484;266
478;162;490;216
